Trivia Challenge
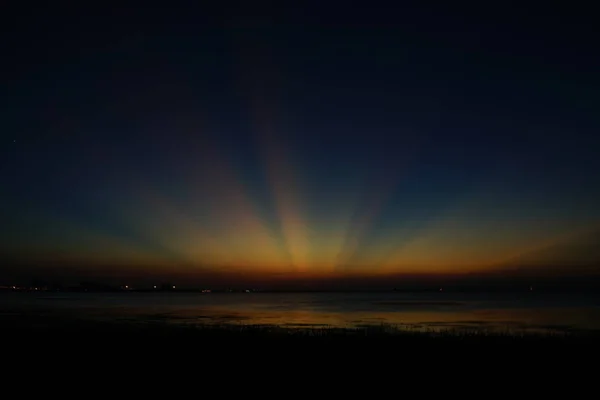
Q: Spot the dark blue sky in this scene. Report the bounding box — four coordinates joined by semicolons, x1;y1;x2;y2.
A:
2;3;599;286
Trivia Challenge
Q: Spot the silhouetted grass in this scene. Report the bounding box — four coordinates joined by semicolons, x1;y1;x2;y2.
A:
5;312;598;374
4;310;593;382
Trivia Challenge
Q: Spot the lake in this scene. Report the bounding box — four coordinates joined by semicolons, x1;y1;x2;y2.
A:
2;291;600;333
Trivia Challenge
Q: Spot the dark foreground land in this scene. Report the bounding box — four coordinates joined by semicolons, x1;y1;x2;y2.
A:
3;308;599;384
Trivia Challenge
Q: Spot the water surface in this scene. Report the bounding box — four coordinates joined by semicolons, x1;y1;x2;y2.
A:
2;291;599;333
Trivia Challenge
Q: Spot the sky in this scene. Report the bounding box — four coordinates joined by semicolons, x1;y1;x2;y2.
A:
1;3;599;288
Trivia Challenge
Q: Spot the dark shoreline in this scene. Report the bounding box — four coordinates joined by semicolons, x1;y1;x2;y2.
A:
4;311;599;373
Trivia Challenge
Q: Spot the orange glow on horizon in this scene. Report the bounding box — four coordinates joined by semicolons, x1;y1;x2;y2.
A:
9;166;599;282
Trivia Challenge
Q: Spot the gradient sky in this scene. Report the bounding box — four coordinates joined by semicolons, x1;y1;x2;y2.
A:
2;3;599;287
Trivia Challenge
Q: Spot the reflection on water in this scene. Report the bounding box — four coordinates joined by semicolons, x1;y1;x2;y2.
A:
2;291;600;333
